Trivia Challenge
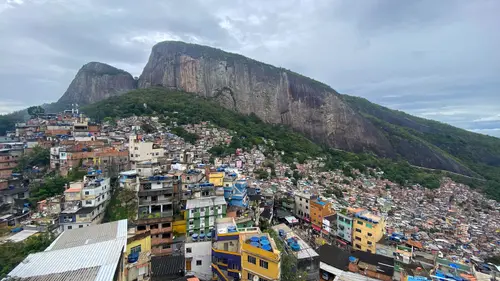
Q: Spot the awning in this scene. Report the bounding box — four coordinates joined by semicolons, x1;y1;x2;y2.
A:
312;224;322;232
336;238;347;245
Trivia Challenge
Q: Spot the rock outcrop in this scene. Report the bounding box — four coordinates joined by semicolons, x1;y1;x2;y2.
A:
137;41;472;174
58;62;137;105
138;41;396;156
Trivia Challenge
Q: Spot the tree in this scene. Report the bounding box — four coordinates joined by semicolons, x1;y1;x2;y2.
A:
0;232;53;277
14;146;50;172
27;106;44;118
265;230;307;281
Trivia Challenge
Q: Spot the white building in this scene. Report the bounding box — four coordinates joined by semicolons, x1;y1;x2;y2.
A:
294;192;311;221
59;171;111;231
185;239;213;280
128;135;165;169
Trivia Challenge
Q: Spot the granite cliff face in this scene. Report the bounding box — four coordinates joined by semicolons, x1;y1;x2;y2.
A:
138;41;396;156
137;41;472;175
58;62;137;105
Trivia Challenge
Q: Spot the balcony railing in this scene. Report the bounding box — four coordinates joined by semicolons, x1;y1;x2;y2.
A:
138;210;174;220
151;237;173;245
150;227;172;235
138;198;173;206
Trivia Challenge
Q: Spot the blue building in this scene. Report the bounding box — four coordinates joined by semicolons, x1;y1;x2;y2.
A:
212;218;241;281
224;179;249;208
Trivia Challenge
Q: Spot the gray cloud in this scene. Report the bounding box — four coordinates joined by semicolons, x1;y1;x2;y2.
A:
0;0;499;136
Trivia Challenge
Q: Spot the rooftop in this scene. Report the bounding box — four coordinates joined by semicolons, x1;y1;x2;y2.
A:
8;220;128;281
46;219;127;251
151;255;185;280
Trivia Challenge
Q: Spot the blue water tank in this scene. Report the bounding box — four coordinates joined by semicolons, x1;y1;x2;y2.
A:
128;252;139;263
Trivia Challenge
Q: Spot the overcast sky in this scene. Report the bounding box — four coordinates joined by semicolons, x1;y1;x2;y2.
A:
1;0;499;136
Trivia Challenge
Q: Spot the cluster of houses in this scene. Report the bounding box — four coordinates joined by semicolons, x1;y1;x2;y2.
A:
0;108;499;281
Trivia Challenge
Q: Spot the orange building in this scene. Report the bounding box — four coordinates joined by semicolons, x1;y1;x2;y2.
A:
310;198;334;232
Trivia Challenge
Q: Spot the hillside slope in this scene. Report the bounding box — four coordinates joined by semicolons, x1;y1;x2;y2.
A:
82;88;500;200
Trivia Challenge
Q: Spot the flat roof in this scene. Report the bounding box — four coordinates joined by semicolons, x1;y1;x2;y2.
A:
3;230;39;243
65;187;81;193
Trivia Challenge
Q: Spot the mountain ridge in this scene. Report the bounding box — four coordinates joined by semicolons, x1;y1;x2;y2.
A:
3;41;500;185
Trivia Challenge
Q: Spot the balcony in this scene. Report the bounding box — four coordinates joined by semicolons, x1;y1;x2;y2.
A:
152;237;173;245
138;187;174;196
151;247;173;256
138;210;174;220
138;198;173;206
150;226;172;235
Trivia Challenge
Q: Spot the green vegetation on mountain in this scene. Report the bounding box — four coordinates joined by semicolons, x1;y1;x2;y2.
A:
81;88;500;199
343;95;500;201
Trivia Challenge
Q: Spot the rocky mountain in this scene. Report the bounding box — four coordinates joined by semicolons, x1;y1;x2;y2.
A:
57;62;137;106
138;41;471;175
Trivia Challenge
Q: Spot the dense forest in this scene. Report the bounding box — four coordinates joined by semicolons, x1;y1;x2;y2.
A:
81;88;500;200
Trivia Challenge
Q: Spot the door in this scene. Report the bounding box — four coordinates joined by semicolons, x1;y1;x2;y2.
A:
186;260;192;271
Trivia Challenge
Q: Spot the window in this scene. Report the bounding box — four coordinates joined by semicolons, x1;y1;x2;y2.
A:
224;242;229;251
86;200;92;205
355;244;361;249
355;236;362;241
67;226;72;229
367;241;373;245
357;221;363;225
135;147;138;150
248;273;254;280
162;245;171;249
162;222;171;228
131;245;141;254
367;233;373;237
306;199;309;203
186;247;192;253
248;255;257;264
196;260;202;266
85;191;90;195
79;225;83;228
355;228;362;233
306;206;309;209
259;260;269;269
189;220;194;225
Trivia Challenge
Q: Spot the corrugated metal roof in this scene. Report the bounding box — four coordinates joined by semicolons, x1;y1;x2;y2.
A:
46;219;127;251
11;267;100;281
8;238;126;280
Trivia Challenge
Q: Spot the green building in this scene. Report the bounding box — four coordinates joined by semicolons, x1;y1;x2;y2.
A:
186;196;227;235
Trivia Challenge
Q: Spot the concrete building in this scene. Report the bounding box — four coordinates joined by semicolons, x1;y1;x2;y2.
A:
125;228;152;281
129;135;165;169
352;209;386;254
240;230;281;281
211;218;242;281
336;208;356;247
186;196;227;236
136;175;182;256
310;198;334;233
294;192;311;223
272;224;320;281
185;235;212;280
59;171;111;231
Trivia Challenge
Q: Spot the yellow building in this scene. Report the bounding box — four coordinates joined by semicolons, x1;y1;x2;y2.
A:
352;210;386;254
240;231;281;281
124;230;151;281
209;172;225;187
